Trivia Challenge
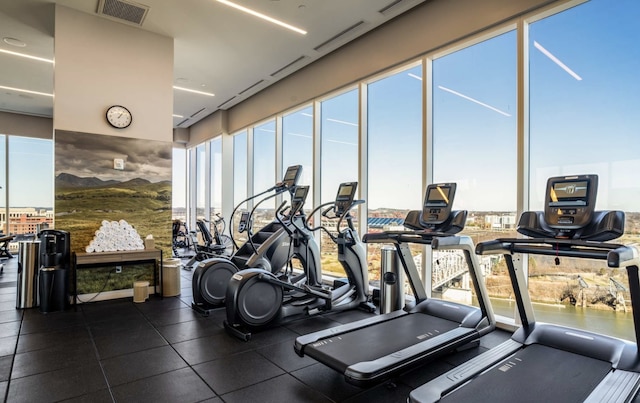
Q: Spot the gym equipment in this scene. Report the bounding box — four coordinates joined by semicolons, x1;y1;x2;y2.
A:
181;215;233;269
224;181;375;341
294;182;495;386
410;174;640;402
192;165;316;315
172;220;192;258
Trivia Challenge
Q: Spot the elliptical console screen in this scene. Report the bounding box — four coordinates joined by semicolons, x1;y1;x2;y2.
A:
545;174;598;229
421;183;456;225
290;186;309;216
238;211;250;233
281;165;302;189
335;182;358;216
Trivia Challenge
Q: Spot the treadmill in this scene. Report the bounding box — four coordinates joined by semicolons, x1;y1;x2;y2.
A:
410;174;640;403
294;183;496;386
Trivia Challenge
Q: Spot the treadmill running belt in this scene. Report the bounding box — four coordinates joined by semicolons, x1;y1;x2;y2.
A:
305;313;460;373
441;343;612;403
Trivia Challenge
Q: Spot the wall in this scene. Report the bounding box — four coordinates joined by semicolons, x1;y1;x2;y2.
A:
188;0;559;143
53;5;173;141
0;112;52;139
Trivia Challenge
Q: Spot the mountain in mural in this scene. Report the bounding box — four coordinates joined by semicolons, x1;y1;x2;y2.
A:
55;173;120;188
56;173;171;189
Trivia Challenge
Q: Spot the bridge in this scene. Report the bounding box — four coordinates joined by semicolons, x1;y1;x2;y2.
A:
431;251;469;289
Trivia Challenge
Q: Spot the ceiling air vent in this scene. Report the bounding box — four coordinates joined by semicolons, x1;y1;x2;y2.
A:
271;56;308;77
239;80;265;95
379;0;405;15
190;107;206;118
218;96;236;109
177;118;190;126
314;21;366;53
97;0;150;26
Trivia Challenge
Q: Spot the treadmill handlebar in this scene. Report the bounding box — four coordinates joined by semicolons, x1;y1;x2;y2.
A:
475;240;511;255
432;235;467;249
608;245;640;268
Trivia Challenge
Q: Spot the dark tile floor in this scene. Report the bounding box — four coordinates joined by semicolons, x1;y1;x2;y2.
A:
0;256;511;402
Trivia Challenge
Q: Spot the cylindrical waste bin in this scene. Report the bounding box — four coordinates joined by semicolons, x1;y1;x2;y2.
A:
380;245;405;314
163;258;181;297
17;241;40;309
39;267;68;313
133;281;150;303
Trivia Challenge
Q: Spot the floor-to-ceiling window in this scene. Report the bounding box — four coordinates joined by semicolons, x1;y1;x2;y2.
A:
527;0;640;340
432;30;517;314
366;64;422;283
195;144;206;222
320;88;359;277
232;131;248;244
0;135;53;252
252;120;276;233
282;105;313;214
209;138;222;219
172;148;187;222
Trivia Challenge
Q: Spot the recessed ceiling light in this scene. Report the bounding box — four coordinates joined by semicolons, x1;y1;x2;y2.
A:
0;85;53;97
0;48;53;64
173;86;215;96
3;37;26;47
173;114;184;118
216;0;307;35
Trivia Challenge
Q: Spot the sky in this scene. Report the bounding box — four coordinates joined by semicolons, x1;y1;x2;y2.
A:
54;131;172;182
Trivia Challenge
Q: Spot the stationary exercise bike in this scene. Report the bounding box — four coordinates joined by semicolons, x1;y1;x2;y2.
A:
224;181;375;341
192;165;320;315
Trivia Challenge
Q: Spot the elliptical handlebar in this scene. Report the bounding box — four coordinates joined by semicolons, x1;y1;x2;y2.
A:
304;199;363;242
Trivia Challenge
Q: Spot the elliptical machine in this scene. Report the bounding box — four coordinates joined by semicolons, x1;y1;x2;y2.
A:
224;181;375;341
182;215;233;269
192;165;320;315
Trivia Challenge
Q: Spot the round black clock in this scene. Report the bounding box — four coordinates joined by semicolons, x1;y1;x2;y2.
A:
106;105;133;129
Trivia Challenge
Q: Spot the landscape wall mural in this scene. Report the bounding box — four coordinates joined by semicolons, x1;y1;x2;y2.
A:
54;130;172;295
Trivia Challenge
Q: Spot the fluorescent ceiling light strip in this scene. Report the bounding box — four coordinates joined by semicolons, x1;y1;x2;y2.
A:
216;0;307;35
407;73;422;81
438;86;511;117
533;41;582;81
173;86;215;96
173;114;184;118
258;128;275;133
0;48;54;64
326;118;358;127
301;112;313;117
0;85;53;97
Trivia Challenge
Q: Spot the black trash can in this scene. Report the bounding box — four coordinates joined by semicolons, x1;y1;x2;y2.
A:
39;267;68;313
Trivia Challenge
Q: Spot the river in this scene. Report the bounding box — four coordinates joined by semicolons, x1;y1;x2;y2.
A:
490;298;636;341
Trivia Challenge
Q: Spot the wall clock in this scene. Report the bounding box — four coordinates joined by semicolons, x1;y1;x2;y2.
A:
106;105;132;129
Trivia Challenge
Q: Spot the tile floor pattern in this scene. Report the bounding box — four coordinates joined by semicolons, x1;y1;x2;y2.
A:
0;257;512;403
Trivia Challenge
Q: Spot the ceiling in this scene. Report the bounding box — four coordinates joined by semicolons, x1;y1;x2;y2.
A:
0;0;426;128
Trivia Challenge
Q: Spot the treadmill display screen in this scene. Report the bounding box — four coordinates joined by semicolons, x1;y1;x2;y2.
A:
424;186;451;207
544;174;598;230
550;180;589;206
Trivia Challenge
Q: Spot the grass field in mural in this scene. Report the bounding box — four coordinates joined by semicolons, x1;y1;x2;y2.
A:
56;179;172;291
55;130;173;292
